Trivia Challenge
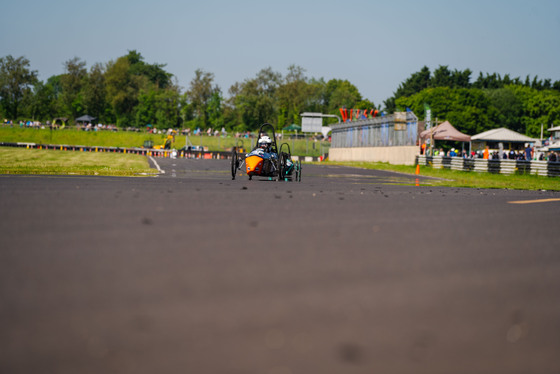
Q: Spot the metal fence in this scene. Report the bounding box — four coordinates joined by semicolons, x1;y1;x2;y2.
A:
331;112;419;148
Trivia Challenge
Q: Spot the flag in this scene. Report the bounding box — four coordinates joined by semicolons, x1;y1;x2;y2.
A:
424;103;432;129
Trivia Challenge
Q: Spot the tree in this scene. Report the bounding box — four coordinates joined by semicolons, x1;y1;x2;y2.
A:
384;66;431;112
431;65;453;88
227;67;281;130
132;84;181;129
395;87;494;135
135;89;157;128
82;63;107;121
155;84;181;129
27;80;57;120
451;68;472;88
105;56;147;127
0;55;38;119
473;72;503;89
184;69;219;129
207;89;224;130
431;66;473;89
60;57;87;119
485;87;524;133
510;85;560;138
305;77;328;113
276;65;309;129
325;79;363;112
126;50;172;89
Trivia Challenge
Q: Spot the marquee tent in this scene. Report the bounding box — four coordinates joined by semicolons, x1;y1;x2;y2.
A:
283;124;301;131
471;127;537;152
420;121;471;142
75;114;96;123
471;127;536;143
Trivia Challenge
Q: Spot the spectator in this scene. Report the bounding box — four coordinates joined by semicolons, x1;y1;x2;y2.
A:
524;143;533;161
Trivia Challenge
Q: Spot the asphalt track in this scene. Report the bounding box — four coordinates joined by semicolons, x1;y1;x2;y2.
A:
1;158;560;374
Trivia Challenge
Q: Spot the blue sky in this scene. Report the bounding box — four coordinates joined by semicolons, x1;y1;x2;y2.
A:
2;0;559;107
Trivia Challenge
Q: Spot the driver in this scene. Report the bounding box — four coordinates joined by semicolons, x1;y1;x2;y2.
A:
255;135;275;174
258;136;272;153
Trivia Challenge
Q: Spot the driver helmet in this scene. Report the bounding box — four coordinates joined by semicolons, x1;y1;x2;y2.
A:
258;136;272;149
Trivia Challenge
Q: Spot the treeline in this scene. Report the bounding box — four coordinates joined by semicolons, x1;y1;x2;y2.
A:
2;53;559;137
0;51;374;132
385;66;560;138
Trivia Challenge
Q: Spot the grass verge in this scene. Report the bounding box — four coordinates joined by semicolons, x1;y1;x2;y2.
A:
0;147;156;176
324;161;560;191
0;127;330;157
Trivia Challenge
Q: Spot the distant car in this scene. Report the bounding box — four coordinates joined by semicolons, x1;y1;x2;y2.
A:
177;145;204;153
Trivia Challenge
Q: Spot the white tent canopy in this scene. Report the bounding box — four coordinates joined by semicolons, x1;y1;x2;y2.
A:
471;127;536;143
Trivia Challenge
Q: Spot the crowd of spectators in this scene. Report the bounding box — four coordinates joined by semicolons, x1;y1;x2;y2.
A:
425;144;558;161
2;119;147;132
4;120;44;129
79;123;119;131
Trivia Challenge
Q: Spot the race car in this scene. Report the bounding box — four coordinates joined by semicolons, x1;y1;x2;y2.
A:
231;123;301;181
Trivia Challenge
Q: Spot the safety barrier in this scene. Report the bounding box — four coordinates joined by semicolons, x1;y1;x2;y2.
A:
0;142;325;162
417;155;560;177
0;142;233;160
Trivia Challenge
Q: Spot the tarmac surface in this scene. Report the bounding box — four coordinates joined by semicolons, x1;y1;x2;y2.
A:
1;158;560;374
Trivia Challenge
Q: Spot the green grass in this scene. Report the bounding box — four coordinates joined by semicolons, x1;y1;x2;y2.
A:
0;147;155;176
0;126;164;148
0;126;330;157
323;161;560;191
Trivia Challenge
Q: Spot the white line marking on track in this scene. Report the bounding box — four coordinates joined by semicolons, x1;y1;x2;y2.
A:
149;156;165;174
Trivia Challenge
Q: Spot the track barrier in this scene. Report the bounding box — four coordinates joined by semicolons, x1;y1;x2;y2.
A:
0;142;326;162
417;155;560;178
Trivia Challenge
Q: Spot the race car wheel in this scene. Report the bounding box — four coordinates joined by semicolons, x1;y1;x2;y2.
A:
276;154;284;182
231;148;238;180
278;152;286;181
